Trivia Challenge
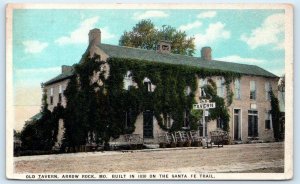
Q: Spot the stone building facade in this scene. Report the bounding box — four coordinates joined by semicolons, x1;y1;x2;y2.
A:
43;28;279;145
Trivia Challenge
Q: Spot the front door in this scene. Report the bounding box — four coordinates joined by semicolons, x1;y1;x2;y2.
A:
248;110;258;137
143;111;153;138
234;109;241;140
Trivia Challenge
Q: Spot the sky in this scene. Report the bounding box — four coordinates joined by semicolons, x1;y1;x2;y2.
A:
13;9;285;130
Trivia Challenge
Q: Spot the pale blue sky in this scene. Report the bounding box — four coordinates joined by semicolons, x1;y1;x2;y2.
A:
13;9;285;106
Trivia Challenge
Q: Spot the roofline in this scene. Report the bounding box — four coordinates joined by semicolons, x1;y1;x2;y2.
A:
44;75;73;86
98;43;278;78
43;43;279;85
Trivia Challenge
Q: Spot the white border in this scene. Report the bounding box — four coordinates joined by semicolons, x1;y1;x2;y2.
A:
5;3;293;180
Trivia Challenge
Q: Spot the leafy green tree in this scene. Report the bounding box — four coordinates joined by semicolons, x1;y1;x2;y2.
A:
119;19;196;56
20;89;55;150
13;130;21;139
270;90;281;141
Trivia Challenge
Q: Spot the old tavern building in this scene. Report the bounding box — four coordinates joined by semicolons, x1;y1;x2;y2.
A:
42;28;279;146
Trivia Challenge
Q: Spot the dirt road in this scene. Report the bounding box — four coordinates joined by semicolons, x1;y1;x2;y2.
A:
14;142;284;173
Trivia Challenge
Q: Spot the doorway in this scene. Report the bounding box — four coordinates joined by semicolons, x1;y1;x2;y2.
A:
143;111;153;138
233;109;241;140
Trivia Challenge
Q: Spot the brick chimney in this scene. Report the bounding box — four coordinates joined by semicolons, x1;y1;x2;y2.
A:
157;40;171;54
201;47;212;61
88;28;101;45
61;65;73;74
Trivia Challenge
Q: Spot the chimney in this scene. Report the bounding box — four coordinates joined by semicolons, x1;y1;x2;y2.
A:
201;47;212;61
88;28;101;45
62;65;73;74
157;40;171;54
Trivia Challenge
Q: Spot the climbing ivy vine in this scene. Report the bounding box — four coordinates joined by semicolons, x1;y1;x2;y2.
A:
269;90;281;141
62;54;240;149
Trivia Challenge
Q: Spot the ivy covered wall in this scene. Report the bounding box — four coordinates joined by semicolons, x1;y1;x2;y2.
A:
61;54;240;148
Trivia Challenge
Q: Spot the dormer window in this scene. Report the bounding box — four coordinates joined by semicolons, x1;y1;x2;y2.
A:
157;40;171;54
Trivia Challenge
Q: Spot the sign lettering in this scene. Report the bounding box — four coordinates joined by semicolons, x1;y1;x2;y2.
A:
193;103;216;110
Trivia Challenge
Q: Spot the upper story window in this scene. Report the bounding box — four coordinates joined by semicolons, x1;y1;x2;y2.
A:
184;86;191;96
265;82;272;100
59;85;62;93
143;77;155;92
234;79;241;99
216;77;225;97
50;87;53;96
250;81;256;100
50;87;54;105
58;85;62;103
199;78;207;97
123;71;133;90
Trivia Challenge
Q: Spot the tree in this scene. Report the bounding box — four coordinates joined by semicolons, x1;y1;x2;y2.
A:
119;19;196;56
13;130;21;139
269;90;281;141
20;89;55;150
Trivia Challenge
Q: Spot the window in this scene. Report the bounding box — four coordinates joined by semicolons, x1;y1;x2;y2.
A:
217;77;224;97
199;78;207;97
58;85;62;103
265;82;272;100
216;117;223;129
123;71;133;90
183;110;190;128
250;81;256;100
184;86;191;96
50;88;53;105
50;87;53;96
143;77;155;92
163;114;172;129
234;79;241;99
265;111;272;129
50;96;53;105
144;81;152;92
58;93;62;103
59;85;62;93
248;110;258;137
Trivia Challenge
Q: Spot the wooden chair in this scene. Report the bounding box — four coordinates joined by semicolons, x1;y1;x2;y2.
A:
189;130;202;147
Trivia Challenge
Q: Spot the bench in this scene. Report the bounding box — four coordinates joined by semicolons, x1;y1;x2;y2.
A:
209;130;226;147
158;132;176;148
175;131;191;147
124;134;144;149
189;130;202;147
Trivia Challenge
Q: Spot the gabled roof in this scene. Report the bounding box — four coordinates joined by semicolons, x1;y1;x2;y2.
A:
98;43;278;78
29;112;43;121
44;67;74;86
44;43;277;86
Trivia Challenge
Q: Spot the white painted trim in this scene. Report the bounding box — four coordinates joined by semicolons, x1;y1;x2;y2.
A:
233;108;242;141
